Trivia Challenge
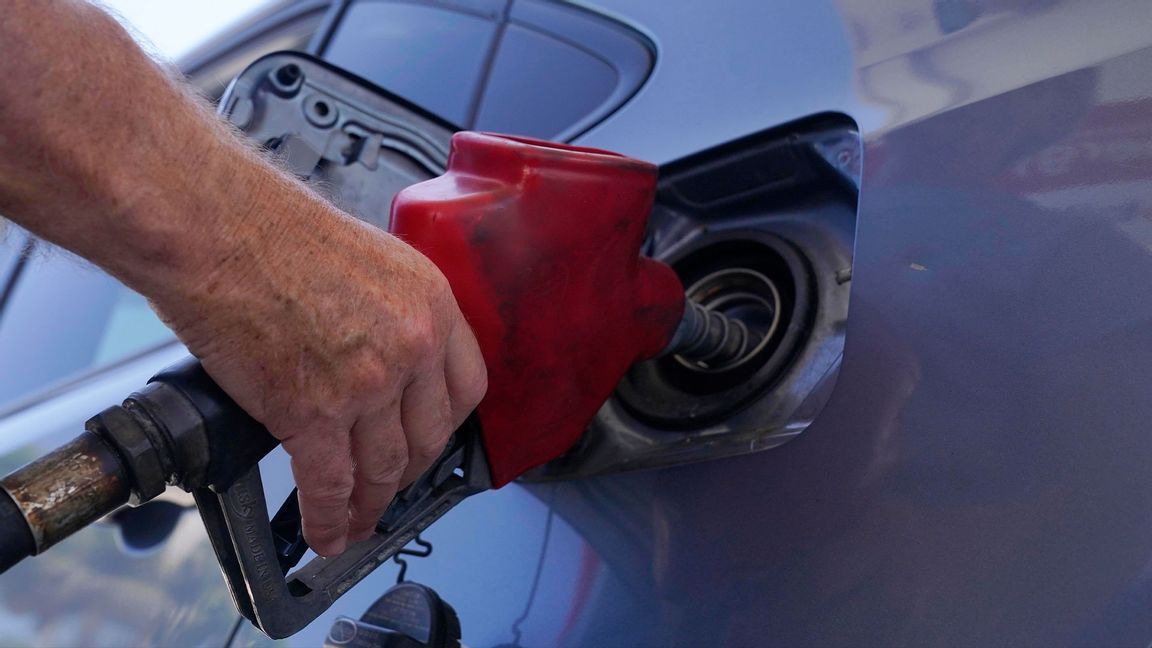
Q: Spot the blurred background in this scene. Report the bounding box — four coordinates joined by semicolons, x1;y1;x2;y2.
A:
101;0;274;60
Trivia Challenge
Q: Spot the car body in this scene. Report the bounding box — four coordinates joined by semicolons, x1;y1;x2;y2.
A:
1;0;1151;645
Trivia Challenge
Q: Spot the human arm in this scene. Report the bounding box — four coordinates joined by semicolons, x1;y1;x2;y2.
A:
0;0;487;556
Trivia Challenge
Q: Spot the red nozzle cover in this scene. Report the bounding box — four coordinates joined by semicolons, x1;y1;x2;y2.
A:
390;132;685;487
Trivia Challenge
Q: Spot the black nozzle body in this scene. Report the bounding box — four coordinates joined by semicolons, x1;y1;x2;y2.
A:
0;356;279;574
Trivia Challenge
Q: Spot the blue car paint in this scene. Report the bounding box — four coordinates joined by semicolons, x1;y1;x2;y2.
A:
251;1;1152;645
4;0;1152;645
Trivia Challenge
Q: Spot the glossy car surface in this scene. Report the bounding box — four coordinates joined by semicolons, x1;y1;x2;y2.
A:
2;0;1152;646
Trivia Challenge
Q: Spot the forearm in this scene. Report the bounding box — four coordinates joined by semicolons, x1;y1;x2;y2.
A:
0;1;489;557
0;0;324;300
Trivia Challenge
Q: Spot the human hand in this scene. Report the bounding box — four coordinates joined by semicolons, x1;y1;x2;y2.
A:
152;191;487;557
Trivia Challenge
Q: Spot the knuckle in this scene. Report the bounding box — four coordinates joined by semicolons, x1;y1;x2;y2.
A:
305;479;354;506
448;355;488;414
349;359;389;393
463;370;488;410
305;517;349;539
360;467;404;489
289;396;348;427
399;317;438;359
410;425;452;462
359;451;408;487
419;260;453;298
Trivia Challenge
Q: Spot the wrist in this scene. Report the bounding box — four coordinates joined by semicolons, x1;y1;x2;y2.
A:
110;139;306;305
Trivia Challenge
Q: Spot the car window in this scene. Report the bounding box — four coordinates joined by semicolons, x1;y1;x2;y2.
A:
321;1;501;126
0;247;176;410
318;0;652;139
472;24;617;138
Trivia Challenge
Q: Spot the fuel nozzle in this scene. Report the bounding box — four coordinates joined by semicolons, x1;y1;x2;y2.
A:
665;299;761;369
663;267;783;371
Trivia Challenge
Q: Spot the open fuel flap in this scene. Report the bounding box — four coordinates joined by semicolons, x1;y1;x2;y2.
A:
530;114;860;479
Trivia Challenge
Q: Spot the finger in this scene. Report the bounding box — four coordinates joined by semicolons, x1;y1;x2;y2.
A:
444;320;488;429
346;405;407;542
398;368;454;487
283;425;354;557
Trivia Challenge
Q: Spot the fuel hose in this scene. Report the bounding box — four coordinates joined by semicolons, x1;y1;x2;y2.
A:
0;431;131;572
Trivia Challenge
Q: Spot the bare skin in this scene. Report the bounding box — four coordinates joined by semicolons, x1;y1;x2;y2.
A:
0;1;487;556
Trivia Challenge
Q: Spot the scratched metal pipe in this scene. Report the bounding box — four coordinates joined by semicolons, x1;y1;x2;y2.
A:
0;431;130;553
